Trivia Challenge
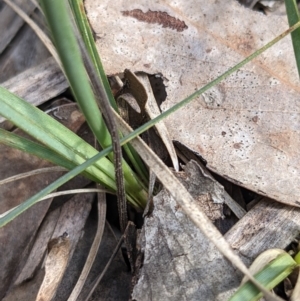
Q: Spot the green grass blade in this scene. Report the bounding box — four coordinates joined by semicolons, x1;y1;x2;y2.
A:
122;142;149;185
69;0;149;184
0;86;118;187
0;147;114;227
285;0;300;78
0;129;99;183
294;251;300;264
229;253;297;301
40;0;147;200
69;0;118;111
39;0;112;150
0;85;148;206
0;134;142;226
0;129;76;171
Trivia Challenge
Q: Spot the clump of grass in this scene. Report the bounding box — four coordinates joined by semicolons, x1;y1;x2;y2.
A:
1;2;300;299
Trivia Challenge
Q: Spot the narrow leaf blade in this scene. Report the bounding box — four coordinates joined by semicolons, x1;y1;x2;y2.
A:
285;0;300;78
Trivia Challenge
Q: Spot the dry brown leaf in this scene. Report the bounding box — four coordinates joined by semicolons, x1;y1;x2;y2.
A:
0;105;87;299
35;193;93;301
86;0;300;206
36;233;71;301
4;191;94;301
0;0;50;84
14;208;61;286
0;145;60;300
0;57;68;122
137;72;179;171
0;0;36;54
122;69;179;170
3;0;61;68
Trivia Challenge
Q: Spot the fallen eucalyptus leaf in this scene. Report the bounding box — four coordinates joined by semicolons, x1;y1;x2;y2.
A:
86;0;300;206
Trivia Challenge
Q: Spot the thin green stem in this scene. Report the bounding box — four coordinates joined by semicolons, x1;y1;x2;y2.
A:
40;0;147;207
69;0;118;111
285;0;300;78
69;0;149;184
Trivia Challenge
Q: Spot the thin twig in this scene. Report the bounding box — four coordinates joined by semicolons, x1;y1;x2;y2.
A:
83;234;124;301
